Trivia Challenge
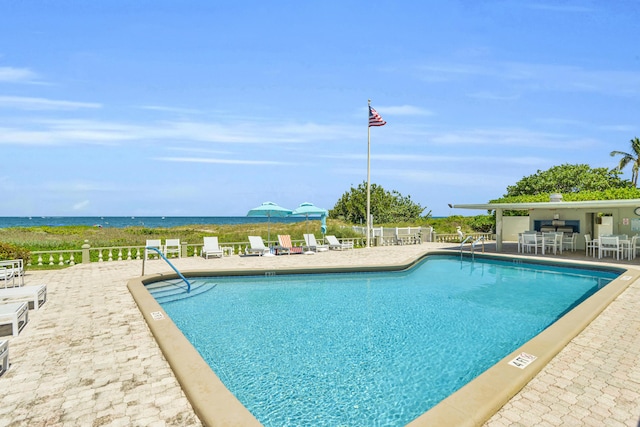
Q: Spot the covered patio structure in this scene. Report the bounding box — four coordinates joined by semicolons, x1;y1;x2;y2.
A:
452;198;640;252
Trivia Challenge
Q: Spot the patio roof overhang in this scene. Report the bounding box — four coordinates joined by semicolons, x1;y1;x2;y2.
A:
452;198;640;211
451;198;640;252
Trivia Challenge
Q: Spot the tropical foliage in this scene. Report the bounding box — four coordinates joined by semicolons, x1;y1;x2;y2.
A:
504;163;631;197
330;182;430;224
0;241;30;261
487;163;640;216
610;137;640;186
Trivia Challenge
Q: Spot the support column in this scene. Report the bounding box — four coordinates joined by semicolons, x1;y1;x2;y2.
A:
495;209;503;252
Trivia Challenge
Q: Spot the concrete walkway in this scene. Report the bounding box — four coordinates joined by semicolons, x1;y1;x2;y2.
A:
0;243;639;426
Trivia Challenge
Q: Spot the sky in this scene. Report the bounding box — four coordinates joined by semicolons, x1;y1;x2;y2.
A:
1;1;639;218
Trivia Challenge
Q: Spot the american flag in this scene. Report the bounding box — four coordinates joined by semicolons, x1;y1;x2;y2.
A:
368;106;386;127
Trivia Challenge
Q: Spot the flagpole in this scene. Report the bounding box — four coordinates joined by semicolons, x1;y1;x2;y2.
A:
366;99;371;248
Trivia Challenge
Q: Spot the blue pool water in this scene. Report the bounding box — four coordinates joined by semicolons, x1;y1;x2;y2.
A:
152;255;619;426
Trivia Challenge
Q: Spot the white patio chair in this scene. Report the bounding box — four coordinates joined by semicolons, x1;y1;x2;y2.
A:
164;239;181;258
521;233;542;254
144;239;162;260
562;233;577;252
543;232;562;255
632;234;640;259
584;234;598;257
599;236;622;259
620;235;635;260
202;237;224;259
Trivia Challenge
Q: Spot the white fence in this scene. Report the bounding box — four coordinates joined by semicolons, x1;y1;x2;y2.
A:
351;226;433;246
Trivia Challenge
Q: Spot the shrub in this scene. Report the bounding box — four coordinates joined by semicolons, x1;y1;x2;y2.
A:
0;241;30;261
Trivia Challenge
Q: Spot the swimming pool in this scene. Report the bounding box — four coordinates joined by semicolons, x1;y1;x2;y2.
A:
146;255;620;426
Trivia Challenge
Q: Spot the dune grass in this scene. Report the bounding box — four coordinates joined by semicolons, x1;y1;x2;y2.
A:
0;215;489;252
0;219;360;252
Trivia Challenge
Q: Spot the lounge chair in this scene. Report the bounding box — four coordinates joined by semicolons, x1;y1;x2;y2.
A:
246;236;271;256
145;239;162;260
202;237;224;259
325;235;354;250
0;340;7;377
164;238;181;258
276;235;303;255
0;284;47;310
303;234;329;252
0;302;28;337
0;266;16;289
0;259;24;287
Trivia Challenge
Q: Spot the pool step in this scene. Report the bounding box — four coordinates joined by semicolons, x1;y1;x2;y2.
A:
146;280;217;304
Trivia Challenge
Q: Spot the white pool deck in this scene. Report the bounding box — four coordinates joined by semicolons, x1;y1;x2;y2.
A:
0;242;639;426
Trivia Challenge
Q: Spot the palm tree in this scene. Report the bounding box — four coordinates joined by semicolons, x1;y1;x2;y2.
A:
610;137;640;186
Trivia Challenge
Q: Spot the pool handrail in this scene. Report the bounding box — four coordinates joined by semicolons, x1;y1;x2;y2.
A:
142;246;192;293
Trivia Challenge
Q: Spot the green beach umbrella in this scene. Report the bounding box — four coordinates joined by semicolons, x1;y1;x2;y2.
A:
292;202;328;235
247;201;293;253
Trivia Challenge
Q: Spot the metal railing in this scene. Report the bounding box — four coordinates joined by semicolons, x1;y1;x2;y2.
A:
142;247;192;293
459;235;487;260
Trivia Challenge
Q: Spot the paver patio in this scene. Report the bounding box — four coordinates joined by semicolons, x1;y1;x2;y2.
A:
0;242;638;426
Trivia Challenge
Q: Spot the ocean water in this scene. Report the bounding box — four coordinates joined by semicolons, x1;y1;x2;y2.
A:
0;216;308;229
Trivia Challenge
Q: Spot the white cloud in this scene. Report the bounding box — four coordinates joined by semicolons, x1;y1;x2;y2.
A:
72;200;90;210
136;105;203;115
0;67;39;83
322;152;550;166
429;128;601;148
598;124;638;133
416;61;640;97
375;105;433;116
466;91;520;101
0;117;360;147
0;96;101;110
154;156;291;165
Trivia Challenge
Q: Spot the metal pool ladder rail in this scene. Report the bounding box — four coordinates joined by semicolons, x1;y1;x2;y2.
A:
142;247;192;293
460;235;485;259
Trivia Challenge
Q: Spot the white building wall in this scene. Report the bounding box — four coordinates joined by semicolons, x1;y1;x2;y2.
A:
502;216;530;241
